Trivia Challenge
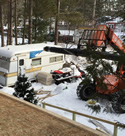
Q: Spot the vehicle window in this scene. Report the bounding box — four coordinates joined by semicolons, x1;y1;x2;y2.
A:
32;58;41;66
0;59;9;70
19;59;24;66
50;56;63;63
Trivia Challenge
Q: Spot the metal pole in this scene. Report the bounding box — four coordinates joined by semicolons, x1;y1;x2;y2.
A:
43;103;46;109
72;113;76;121
113;123;118;136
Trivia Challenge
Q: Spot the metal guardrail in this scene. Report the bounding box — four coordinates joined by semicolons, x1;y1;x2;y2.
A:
42;102;125;136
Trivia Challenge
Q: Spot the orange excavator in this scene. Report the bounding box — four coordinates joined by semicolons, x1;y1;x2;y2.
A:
44;25;125;113
76;25;125;113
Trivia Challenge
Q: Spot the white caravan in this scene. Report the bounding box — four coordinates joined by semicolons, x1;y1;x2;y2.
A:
0;43;64;86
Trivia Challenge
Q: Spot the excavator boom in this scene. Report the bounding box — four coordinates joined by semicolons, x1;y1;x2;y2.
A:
44;46;122;62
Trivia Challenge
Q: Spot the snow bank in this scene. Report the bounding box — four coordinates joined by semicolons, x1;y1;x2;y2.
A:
51;83;68;95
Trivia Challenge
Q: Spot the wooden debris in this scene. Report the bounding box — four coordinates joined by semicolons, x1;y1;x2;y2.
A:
38;93;57;101
36;91;51;95
34;87;51;95
89;119;113;136
34;88;56;101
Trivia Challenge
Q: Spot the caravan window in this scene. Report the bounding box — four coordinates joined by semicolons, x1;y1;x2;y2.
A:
19;59;24;66
32;58;41;66
56;56;63;61
50;56;63;63
0;59;9;70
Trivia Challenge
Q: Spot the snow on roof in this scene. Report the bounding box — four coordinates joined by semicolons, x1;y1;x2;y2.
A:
59;30;74;36
106;17;123;23
3;26;8;29
105;16;112;19
0;43;56;58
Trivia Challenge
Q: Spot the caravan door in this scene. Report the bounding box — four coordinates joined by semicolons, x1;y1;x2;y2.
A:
17;55;26;75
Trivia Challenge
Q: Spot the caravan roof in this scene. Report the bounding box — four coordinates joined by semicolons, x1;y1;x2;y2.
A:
0;43;58;58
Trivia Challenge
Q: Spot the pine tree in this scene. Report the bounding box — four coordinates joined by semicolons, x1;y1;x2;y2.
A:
31;0;57;43
13;74;38;105
60;0;84;28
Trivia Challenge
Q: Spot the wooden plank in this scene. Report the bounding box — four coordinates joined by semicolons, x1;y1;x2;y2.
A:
89;119;113;136
38;93;56;101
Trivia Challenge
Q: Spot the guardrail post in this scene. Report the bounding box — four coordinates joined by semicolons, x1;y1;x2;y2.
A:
113;123;118;136
72;112;76;121
43;103;46;109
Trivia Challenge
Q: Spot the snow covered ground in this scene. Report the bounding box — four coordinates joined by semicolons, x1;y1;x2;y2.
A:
1;78;125;136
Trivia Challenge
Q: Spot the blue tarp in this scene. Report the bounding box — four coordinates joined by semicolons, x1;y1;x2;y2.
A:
30;50;43;58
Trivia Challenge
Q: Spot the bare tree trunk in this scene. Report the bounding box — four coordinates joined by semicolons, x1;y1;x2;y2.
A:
22;0;26;44
0;3;4;47
55;0;60;45
9;0;13;45
34;18;37;42
92;0;96;28
7;0;13;45
14;0;17;45
28;0;32;44
7;1;10;45
49;18;52;34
